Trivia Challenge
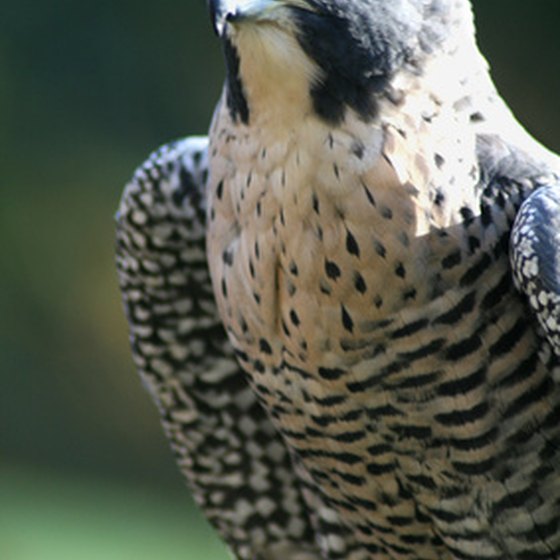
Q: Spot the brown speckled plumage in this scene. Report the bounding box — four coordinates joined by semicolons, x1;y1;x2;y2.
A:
117;1;560;558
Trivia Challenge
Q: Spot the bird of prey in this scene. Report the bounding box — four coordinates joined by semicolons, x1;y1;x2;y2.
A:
116;1;560;558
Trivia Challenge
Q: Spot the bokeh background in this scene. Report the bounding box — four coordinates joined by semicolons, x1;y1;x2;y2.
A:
2;1;560;559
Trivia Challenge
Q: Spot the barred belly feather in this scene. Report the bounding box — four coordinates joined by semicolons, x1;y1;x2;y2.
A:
117;1;560;558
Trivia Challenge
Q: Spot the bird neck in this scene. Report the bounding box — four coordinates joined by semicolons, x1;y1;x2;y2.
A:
220;2;490;134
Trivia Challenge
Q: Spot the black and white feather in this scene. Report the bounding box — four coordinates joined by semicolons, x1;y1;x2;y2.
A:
116;138;324;560
511;184;560;357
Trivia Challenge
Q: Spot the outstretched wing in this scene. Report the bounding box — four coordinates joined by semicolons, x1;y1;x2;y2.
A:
115;137;320;560
511;183;560;356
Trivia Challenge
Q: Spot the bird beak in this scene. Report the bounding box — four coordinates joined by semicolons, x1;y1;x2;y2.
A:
208;0;278;36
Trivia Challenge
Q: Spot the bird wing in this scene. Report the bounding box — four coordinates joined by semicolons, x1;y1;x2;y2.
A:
511;183;560;356
115;137;321;560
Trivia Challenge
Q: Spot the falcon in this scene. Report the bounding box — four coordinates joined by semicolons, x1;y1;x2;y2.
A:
116;1;560;558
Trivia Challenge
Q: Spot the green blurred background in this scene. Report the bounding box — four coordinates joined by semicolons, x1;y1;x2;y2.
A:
1;1;559;559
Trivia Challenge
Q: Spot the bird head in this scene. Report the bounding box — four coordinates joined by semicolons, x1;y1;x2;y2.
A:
208;0;470;125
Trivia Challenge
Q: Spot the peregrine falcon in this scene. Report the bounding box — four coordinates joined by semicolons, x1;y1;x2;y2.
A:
116;1;560;558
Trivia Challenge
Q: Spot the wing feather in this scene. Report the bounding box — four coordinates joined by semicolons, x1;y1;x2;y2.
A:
511;184;560;356
115;137;321;559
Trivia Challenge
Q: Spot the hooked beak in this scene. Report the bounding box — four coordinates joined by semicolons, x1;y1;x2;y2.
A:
208;0;279;36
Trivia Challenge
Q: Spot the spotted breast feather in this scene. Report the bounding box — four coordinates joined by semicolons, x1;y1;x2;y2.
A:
117;1;560;559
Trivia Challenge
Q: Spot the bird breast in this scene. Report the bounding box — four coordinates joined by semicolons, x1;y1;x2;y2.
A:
206;90;480;379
